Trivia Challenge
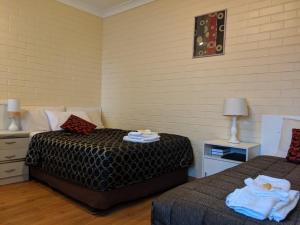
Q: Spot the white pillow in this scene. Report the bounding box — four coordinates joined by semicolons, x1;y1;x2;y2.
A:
21;106;65;131
29;131;46;140
277;118;300;157
66;107;104;128
45;111;92;131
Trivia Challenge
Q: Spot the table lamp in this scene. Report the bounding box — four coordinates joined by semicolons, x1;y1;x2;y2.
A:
223;98;248;144
7;99;20;131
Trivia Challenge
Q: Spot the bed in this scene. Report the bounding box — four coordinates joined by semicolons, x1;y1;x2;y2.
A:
26;128;194;210
152;115;300;225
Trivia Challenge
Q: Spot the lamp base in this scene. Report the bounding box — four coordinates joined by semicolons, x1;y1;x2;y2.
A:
228;137;240;144
8;118;19;131
228;116;240;144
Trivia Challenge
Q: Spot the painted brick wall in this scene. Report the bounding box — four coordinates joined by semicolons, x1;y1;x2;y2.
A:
102;0;300;176
0;0;102;106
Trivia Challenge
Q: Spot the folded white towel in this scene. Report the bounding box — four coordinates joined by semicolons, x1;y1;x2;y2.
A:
123;135;160;143
128;130;153;136
227;175;299;222
269;190;300;222
128;131;158;137
244;176;290;202
255;175;291;191
128;134;159;140
128;131;143;137
226;186;278;220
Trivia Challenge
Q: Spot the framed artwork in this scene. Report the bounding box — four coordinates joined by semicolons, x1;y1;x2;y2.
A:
193;9;227;58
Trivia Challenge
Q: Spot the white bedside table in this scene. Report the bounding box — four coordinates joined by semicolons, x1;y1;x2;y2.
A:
0;131;30;185
202;139;260;177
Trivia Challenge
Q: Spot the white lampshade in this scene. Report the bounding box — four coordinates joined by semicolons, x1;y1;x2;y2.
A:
7;99;20;112
223;98;248;116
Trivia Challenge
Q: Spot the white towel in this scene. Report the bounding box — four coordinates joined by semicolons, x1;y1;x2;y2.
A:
128;133;159;139
128;131;143;137
123;135;160;143
255;175;291;191
127;130;159;142
244;176;290;202
226;186;279;220
269;190;300;222
128;130;153;136
128;131;158;137
227;175;299;222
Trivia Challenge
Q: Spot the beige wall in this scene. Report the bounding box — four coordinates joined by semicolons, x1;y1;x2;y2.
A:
102;0;300;176
0;0;102;106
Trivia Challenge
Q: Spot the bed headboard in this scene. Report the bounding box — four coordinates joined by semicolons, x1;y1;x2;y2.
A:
261;115;300;156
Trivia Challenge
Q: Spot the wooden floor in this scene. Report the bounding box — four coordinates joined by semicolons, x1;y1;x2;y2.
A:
0;181;153;225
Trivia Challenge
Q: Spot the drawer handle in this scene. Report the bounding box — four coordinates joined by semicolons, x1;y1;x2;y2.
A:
4;169;16;173
5;155;16;159
4;141;16;145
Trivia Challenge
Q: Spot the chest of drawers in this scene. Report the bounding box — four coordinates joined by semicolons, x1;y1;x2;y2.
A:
0;131;30;185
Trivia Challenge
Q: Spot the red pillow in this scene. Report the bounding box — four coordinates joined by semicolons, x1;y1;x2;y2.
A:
61;114;96;135
286;129;300;163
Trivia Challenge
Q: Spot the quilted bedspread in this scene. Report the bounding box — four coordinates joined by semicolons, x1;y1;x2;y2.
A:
26;128;193;191
152;156;300;225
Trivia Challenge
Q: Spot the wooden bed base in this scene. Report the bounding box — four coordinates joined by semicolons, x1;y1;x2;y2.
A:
29;167;188;211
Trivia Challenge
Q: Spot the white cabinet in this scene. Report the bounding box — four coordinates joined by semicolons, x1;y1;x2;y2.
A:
202;139;260;177
0;131;30;185
203;157;240;177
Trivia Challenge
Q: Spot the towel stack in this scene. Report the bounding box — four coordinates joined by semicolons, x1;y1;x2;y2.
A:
123;130;160;143
226;175;299;222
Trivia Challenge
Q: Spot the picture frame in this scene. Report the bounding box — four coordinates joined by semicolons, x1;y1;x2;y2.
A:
193;9;227;58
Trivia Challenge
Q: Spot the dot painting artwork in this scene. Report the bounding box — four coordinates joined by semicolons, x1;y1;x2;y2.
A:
193;10;226;58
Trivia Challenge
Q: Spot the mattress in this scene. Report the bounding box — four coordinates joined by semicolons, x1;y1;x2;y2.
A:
152;156;300;225
26;128;193;191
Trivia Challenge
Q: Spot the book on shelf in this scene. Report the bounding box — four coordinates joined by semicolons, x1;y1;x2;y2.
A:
211;148;230;156
211;151;230;156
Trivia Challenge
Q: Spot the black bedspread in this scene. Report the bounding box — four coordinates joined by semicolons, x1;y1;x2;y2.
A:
26;128;193;191
152;156;300;225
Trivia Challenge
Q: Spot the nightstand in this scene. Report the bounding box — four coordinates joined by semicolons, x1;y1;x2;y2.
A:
202;139;260;177
0;131;30;185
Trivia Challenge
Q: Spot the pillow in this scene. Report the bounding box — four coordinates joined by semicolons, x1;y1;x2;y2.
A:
45;110;91;131
21;106;65;131
29;131;46;140
277;118;300;157
286;129;300;163
61;115;96;135
66;107;104;128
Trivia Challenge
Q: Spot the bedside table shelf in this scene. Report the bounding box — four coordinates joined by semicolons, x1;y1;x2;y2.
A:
203;154;243;164
202;139;260;177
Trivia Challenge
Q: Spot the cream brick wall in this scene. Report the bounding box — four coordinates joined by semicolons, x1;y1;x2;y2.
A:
0;0;102;106
102;0;300;177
